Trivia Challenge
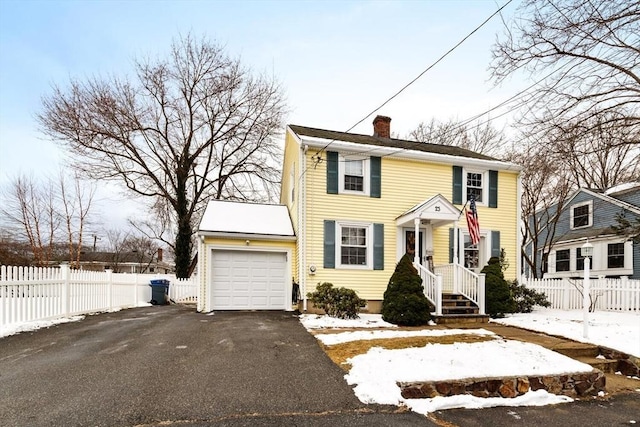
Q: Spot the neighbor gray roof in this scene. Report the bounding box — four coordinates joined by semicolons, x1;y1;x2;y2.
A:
289;124;497;161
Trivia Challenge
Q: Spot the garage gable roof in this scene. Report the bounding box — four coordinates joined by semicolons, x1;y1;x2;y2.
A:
198;200;295;238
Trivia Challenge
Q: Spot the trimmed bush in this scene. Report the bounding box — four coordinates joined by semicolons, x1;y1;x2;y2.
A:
481;257;516;318
307;282;365;319
510;280;551;313
381;254;432;326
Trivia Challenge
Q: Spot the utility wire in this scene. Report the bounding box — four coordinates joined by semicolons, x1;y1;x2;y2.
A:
313;0;514;160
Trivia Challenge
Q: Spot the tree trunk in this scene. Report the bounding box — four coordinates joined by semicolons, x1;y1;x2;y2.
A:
174;168;192;278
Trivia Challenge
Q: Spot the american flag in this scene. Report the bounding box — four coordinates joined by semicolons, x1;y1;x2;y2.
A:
466;196;480;245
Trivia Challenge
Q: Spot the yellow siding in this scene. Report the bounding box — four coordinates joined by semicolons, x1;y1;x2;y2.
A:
302;152;520;300
280;131;300;235
280;130;301;283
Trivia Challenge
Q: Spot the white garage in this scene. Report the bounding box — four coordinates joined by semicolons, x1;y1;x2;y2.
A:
197;200;296;312
210;250;287;310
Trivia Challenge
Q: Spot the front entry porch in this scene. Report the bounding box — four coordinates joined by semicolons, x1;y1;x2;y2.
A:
396;194;487;323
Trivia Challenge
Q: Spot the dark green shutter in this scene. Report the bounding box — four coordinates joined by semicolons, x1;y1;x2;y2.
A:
491;230;501;258
452;166;463;204
489;170;498;208
370;156;381;198
324;220;336;268
326;151;338;194
373;223;384;270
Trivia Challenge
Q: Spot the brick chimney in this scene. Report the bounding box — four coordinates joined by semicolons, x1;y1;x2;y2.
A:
373;115;391;138
157;248;163;262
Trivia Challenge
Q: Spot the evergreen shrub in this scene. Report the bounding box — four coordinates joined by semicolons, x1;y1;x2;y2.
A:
481;257;516;318
307;282;365;319
381;254;432;326
509;280;551;313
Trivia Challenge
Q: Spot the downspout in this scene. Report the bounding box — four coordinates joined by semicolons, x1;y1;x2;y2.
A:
300;144;308;311
517;172;523;281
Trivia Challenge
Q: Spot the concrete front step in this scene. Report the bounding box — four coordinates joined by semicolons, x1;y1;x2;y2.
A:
576;357;620;374
433;314;490;324
553;341;600;358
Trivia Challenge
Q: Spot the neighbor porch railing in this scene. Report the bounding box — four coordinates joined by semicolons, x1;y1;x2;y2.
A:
433;263;486;315
415;263;443;315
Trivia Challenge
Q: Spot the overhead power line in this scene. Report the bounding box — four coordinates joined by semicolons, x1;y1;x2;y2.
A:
313;0;515;160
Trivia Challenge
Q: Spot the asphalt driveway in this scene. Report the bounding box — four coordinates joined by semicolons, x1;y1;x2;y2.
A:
0;305;430;427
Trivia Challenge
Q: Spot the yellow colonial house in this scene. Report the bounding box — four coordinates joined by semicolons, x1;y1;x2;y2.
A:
197;116;521;320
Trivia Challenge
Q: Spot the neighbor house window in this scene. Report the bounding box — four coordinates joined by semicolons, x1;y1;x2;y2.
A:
466;172;483;203
607;243;625;268
556;249;570;272
340;226;367;266
571;201;592;229
576;247;586;271
344;159;364;192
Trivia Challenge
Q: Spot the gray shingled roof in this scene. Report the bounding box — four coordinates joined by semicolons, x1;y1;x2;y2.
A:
289;124;497;161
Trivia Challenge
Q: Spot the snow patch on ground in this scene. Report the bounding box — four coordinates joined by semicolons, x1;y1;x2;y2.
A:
0;315;85;338
492;308;640;357
299;313;397;329
299;311;634;415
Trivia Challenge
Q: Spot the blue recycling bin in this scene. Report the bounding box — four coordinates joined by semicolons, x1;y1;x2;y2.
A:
149;279;170;305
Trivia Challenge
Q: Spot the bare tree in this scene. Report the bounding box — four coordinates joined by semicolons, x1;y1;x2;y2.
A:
38;34;287;277
59;171;95;268
1;175;58;266
491;0;640;145
505;143;573;278
542;113;639;189
1;173;94;266
407;118;506;156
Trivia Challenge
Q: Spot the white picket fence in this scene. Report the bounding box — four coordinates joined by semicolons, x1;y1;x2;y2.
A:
0;264;199;328
521;276;640;312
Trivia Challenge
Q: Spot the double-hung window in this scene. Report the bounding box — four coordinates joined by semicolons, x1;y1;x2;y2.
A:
466;172;483;203
570;201;592;229
607;243;625;268
576;247;586;271
340;225;368;266
555;249;570;272
344;159;364;192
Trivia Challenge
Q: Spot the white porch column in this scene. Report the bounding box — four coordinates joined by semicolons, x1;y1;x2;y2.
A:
413;218;420;267
453;223;458;293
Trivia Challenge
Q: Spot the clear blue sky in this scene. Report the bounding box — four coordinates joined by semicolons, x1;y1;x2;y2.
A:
0;0;523;225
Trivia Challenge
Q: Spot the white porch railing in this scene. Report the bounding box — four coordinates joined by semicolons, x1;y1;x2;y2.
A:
433;263;486;315
415;263;443;315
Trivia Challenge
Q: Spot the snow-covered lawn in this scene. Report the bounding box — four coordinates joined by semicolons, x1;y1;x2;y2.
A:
492;308;640;358
300;308;640;415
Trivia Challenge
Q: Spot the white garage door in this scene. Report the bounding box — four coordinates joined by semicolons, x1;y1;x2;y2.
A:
210;250;287;310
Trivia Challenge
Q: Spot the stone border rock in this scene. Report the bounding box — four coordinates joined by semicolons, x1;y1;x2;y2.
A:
399;370;606;399
598;346;640;377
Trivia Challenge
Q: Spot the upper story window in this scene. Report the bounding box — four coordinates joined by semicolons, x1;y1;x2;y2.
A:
570;200;592;229
338;156;369;195
340;225;368;266
344;159;364;192
607;243;625;268
289;169;295;204
466;172;484;203
556;249;570;272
